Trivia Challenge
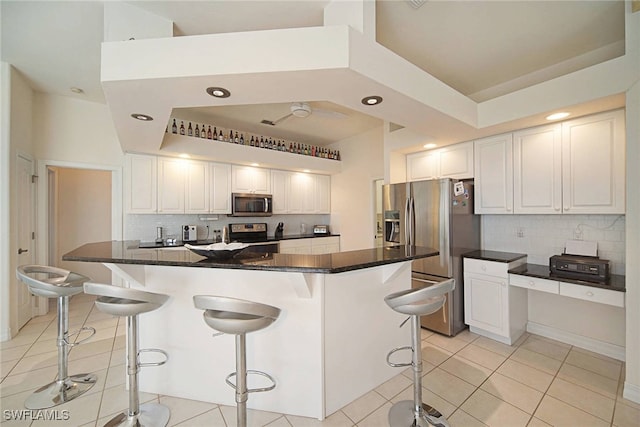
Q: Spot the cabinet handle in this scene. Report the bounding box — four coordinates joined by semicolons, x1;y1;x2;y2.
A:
565;206;570;211
506;207;512;212
554;207;560;212
529;280;535;287
481;265;487;271
586;291;594;297
501;282;506;287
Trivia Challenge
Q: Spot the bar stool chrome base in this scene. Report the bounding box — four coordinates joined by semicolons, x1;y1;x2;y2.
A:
25;373;97;410
104;403;171;427
389;400;450;427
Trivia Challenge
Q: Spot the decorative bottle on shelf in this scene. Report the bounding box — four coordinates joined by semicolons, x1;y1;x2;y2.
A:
260;137;265;148
234;132;239;143
179;121;185;135
218;129;223;141
171;119;177;134
187;122;193;136
250;136;255;147
194;124;200;138
207;126;212;139
213;127;218;140
201;124;207;139
240;134;245;145
336;150;341;161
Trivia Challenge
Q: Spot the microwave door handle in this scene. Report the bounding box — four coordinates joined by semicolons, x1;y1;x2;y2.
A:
264;197;269;213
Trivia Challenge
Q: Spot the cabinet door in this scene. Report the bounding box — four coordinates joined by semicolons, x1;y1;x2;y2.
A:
562;110;625;214
279;239;312;254
513;124;562;214
439;141;474;179
464;272;507;336
125;154;156;213
315;175;331;214
271;170;290;214
157;158;185;213
474;134;513;214
210;163;231;214
311;236;340;254
407;150;439;181
185;160;209;214
289;173;315;214
231;165;271;194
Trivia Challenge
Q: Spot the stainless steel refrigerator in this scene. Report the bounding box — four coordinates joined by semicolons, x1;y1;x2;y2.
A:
383;178;480;336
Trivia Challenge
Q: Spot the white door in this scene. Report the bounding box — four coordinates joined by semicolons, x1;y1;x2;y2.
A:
16;154;35;329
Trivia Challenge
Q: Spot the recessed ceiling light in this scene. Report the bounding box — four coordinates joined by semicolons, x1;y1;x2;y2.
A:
302;169;311;173
178;153;191;159
423;143;437;149
250;163;260;167
546;112;570;121
70;87;84;94
206;87;231;98
131;113;153;121
361;96;383;106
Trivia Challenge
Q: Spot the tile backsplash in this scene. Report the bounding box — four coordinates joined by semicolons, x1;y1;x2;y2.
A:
125;214;331;242
482;214;626;275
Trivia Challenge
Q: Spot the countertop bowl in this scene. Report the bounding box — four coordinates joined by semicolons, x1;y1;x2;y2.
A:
185;243;249;260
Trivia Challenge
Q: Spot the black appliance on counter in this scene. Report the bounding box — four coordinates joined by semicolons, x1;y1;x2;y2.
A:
228;223;278;254
549;254;610;282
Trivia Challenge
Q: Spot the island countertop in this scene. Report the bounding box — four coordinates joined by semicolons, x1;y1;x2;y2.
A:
63;241;438;274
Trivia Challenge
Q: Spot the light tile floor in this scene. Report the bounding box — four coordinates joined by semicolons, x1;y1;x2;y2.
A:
1;293;639;427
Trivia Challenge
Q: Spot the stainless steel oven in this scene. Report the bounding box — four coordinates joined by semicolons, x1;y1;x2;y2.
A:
231;193;273;217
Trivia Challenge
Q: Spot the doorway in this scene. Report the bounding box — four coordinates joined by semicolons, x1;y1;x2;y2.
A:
374;179;384;247
48;167;112;284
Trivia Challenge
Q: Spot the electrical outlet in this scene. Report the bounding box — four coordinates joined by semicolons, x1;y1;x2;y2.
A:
516;227;525;238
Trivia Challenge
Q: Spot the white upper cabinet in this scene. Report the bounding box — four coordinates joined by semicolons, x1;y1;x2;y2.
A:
184;160;210;214
561;110;625;214
474;134;513;214
209;163;232;214
125;154;157;214
270;170;331;214
157;157;186;214
231;165;271;194
407;141;474;181
513;124;562;214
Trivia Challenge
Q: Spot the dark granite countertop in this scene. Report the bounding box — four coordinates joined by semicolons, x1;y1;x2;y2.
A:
63;241;438;274
509;263;625;292
462;250;527;263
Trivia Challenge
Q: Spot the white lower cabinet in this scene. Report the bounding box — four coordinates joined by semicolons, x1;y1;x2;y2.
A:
463;258;527;345
279;236;340;255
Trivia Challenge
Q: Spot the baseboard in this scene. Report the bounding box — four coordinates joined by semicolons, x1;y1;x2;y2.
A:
0;326;12;342
623;382;640;404
526;322;625;361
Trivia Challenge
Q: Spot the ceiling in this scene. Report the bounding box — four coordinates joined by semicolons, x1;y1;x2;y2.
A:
0;0;626;147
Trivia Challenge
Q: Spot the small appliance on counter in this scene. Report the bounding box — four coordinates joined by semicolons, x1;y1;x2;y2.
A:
274;222;284;239
182;225;197;242
549;240;610;282
313;225;330;236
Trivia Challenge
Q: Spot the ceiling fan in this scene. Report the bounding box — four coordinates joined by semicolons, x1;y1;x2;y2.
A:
260;102;347;126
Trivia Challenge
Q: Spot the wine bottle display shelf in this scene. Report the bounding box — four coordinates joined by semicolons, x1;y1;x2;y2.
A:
168;118;341;161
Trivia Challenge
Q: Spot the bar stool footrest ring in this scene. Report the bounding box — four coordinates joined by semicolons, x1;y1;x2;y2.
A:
386;345;413;368
225;370;276;393
137;348;169;367
63;326;96;347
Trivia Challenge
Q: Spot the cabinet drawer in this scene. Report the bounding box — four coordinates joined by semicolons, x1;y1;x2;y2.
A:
509;274;559;294
559;282;624;308
464;258;508;278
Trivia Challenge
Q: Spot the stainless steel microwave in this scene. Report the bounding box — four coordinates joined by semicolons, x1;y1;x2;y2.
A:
231;193;273;217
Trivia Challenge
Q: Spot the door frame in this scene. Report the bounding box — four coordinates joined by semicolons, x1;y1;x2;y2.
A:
34;159;123;314
15;152;36;328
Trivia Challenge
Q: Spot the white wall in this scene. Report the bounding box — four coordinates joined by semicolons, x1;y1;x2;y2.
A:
329;126;384;251
55;167;112;283
624;79;640;402
33;93;123;166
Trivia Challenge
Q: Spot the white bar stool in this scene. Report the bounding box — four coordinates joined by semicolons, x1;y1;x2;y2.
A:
84;283;171;427
385;278;455;427
193;295;280;427
16;265;97;409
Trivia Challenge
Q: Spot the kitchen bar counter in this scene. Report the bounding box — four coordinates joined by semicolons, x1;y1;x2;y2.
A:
63;240;438;273
64;241;438;420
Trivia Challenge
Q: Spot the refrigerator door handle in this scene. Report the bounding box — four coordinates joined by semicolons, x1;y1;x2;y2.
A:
406;197;415;246
404;197;411;246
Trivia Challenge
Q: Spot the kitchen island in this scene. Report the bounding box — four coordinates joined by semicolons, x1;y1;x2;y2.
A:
63;242;438;419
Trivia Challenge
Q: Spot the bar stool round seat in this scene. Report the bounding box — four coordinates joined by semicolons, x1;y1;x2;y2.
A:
195;296;280;335
16;265;97;410
194;296;280;427
84;283;170;427
384;279;455;427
